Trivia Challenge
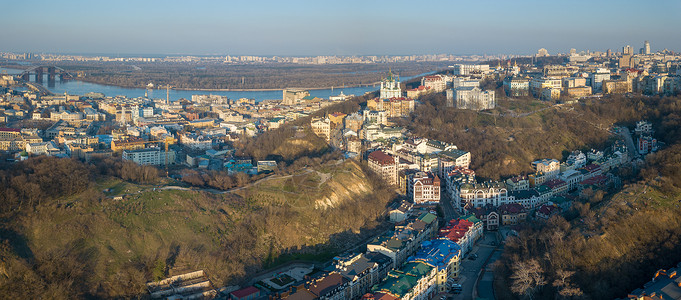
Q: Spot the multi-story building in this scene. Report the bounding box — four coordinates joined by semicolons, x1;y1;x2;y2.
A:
370;261;437;300
455;181;509;212
0;128;21;139
437;149;471;177
50;110;84;123
507;189;543;209
562;77;587;88
367;213;438;269
282;88;310;105
328;112;347;128
589;69;611;92
407;171;441;205
345;112;364;132
564;86;592;98
178;133;213;150
409;239;462;293
624;262;681;300
530;77;562;98
498;203;528;225
438;215;483;255
280;272;349;300
367;97;415;118
333;252;392;300
505;175;529;191
363;124;403;141
531;159;561;179
363;110;388;125
503;76;530;97
122;147;176;166
451;77;480;89
451;64;490;76
406;85;433;98
421;75;447;92
543;65;570;78
634;120;653;136
311;117;331;141
446;87;495;110
368;150;399;186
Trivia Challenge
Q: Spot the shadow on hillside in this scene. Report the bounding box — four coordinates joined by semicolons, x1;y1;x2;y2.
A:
0;227;34;262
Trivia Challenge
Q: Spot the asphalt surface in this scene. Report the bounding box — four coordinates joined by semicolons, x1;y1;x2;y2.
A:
450;232;498;300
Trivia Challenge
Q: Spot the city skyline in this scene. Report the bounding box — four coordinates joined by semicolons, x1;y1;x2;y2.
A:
2;0;680;56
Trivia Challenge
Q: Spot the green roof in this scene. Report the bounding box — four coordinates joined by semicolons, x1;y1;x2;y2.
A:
439;149;469;159
461;214;481;224
551;196;569;204
418;212;437;224
373;261;432;297
401;261;433;277
374;270;416;297
302;96;316;100
535;185;551;193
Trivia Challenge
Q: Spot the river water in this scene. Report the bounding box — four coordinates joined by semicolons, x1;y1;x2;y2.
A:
1;67;431;102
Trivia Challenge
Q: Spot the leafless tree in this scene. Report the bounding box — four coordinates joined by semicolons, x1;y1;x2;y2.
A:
510;259;546;300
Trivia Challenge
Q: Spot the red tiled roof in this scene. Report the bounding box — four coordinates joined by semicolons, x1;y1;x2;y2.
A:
584;164;601;172
543;179;566;189
538;204;559;216
0;128;21;132
439;218;473;242
230;286;260;298
368;150;395;166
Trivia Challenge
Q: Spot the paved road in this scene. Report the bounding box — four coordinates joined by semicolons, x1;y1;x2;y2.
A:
451;232;498;300
440;188;460;221
477;247;503;300
617;126;639;160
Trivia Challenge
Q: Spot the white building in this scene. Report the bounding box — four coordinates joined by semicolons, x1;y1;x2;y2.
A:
446;87;495;110
530;77;562;98
311;117;331;141
531;159;561;179
451;77;480;89
363;110;388;126
503;76;530;97
455;181;509;212
122;147;176;166
408;171;441;205
421;75;447;92
589;69;611;92
451;64;490;76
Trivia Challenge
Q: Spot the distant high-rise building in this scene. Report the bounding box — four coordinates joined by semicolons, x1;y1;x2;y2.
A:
569;48;577;55
623;45;633;55
606;49;612;57
282;88;310;105
537;48;549;57
644;40;651;55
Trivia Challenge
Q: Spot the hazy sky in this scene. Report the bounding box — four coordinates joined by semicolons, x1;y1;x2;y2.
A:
2;0;680;56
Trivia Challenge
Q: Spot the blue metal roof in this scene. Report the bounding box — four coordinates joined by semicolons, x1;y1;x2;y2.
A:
408;238;461;271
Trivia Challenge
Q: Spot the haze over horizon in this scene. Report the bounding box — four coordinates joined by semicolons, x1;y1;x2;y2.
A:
2;0;680;56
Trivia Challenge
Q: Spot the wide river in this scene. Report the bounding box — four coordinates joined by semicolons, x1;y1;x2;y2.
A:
1;67;430;102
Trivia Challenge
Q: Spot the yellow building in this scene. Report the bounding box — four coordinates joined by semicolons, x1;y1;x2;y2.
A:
564;86;592;98
328;112;347;128
111;139;149;152
603;80;631;94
